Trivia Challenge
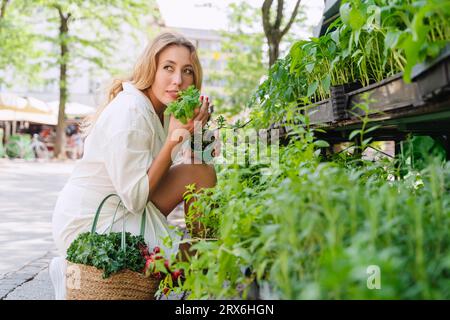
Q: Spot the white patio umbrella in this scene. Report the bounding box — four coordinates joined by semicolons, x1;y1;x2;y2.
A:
0;93;57;125
0;92;28;120
26;96;53;113
49;101;96;119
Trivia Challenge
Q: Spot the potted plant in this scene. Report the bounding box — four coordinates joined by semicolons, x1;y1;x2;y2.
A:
165;85;219;163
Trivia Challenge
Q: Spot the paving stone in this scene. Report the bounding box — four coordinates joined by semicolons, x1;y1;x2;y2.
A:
4;268;54;300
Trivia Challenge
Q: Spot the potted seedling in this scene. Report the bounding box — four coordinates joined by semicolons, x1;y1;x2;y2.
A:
165;85;218;163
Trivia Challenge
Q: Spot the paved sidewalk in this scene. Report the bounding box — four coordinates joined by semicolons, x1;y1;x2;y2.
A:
0;159;74;300
1;251;56;300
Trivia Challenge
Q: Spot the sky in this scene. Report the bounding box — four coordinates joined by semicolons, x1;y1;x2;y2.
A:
156;0;325;38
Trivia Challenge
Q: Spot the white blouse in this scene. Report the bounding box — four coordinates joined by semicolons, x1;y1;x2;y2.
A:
52;82;182;258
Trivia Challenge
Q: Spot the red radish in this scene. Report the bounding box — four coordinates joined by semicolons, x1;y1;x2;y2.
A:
172;270;182;281
144;259;154;274
164;260;171;272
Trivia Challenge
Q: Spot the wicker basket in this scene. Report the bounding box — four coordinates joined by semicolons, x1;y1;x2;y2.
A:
65;194;160;300
66;262;160;300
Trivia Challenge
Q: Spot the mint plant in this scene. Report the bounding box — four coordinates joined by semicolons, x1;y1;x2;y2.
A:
165;85;201;124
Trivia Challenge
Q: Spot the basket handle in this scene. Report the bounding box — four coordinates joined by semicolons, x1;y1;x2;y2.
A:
90;193;147;241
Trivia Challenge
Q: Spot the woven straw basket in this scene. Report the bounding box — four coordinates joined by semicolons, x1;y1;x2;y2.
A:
66;262;160;300
65;194;160;300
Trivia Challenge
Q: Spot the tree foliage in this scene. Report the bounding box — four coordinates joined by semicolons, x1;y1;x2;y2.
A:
212;2;267;116
15;0;154;158
0;0;44;87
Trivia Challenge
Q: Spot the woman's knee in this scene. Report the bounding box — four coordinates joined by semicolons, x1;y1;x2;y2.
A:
189;164;217;189
202;164;217;186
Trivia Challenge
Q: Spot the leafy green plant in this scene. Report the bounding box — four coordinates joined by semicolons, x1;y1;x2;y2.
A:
5;134;35;160
266;0;450;116
170;134;450;299
183;183;222;240
249;56;304;128
398;135;447;173
346;93;382;156
66;232;147;279
165;85;201;124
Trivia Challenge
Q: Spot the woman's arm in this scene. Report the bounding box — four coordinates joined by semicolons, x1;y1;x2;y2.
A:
146;138;180;200
146;99;211;200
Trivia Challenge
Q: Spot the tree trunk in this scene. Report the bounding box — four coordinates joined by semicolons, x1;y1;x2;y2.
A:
262;0;301;67
269;39;281;67
54;7;70;159
0;0;9;20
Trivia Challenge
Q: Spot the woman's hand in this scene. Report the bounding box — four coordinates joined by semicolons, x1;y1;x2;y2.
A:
167;95;212;144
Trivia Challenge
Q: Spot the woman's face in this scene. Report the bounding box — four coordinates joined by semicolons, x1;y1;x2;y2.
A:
149;45;195;108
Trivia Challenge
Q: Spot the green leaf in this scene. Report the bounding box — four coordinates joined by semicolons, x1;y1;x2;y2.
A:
330;29;340;44
364;125;381;134
340;3;351;25
384;30;401;51
314;140;330;148
66;231;148;278
305;63;315;73
321;74;331;93
362;137;373;146
349;7;366;31
307;81;319;97
349;130;361;140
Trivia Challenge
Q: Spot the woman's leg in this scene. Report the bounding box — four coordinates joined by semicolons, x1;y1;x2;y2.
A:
149;163;217;216
149;163;217;261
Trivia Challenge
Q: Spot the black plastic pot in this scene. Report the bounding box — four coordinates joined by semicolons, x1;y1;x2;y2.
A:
346;74;423;118
330;81;362;120
412;45;450;101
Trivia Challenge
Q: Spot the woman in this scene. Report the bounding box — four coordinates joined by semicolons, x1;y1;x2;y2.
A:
49;32;217;299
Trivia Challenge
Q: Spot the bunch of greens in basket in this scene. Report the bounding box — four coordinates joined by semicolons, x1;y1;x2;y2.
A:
165;85;201;124
66;232;147;279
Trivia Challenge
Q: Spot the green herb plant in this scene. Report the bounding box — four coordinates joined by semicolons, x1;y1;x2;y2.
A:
252;0;450;128
66;232;147;279
165;85;201;124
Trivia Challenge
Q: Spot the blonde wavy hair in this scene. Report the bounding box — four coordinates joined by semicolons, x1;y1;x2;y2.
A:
81;32;203;137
